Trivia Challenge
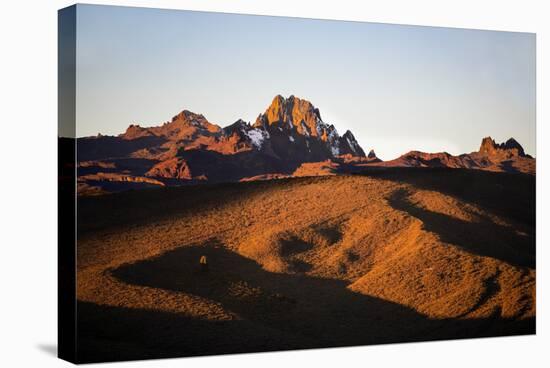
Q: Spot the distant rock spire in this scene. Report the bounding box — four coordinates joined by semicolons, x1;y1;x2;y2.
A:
479;136;525;157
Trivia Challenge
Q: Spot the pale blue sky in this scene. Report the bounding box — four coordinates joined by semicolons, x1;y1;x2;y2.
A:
75;4;535;160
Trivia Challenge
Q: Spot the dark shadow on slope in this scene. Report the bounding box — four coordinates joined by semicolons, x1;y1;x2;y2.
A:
178;149;303;182
499;160;522;174
77;158;159;176
77;175;330;235
356;167;535;226
499;159;535;175
81;241;537;363
82;179;163;193
388;188;535;269
77;135;167;161
455;270;501;318
315;223;343;245
280;236;315;256
76;300;302;364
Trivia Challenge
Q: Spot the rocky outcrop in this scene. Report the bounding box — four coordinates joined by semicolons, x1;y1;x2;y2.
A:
78;172;165;186
121;124;156;140
377;137;534;175
254;95;325;138
145;157;192;180
339;130;366;157
292;160;340;177
479;137;526;158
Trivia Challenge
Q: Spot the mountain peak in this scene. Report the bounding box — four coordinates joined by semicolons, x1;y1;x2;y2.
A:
222;119;251;136
121;124;155;140
254;95;322;132
164;109;221;136
171;109;207;124
340;130;366;157
503;138;525;155
479;136;525;157
479;136;496;152
251;95;365;158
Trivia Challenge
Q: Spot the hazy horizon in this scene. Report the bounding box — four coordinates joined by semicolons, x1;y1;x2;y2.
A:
74;4;536;160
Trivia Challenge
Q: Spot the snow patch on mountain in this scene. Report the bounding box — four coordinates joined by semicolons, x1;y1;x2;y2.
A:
346;136;357;154
315;117;324;137
246;128;268;149
287;116;294;129
301;121;310;137
328;127;339;141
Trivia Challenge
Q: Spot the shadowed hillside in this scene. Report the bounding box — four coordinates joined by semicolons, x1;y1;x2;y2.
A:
357;167;535;225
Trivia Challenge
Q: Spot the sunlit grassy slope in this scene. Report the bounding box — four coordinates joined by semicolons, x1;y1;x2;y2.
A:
75;168;535;363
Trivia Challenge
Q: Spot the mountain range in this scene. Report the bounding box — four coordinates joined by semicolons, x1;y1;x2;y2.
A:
76;95;535;195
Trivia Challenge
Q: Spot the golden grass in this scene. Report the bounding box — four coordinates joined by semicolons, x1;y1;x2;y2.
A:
75;172;535;361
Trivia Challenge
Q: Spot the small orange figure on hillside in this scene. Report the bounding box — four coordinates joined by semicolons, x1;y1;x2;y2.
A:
199;255;209;273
